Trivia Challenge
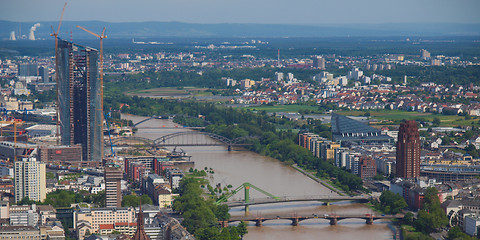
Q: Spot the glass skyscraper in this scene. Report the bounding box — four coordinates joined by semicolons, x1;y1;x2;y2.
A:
57;39;103;163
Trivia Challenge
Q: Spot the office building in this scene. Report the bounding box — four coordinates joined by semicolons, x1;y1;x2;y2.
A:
313;56;325;69
359;156;376;179
38;66;49;83
38;145;83;165
14;157;46;203
104;164;123;208
396;120;420;178
0;226;41;239
17;64;38;76
9;205;39;226
421;49;431;60
57;39;102;163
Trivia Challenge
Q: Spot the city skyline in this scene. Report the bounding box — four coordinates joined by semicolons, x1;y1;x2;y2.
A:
1;0;480;25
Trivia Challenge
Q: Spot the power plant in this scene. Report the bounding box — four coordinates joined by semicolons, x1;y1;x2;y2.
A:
9;31;16;41
28;23;40;40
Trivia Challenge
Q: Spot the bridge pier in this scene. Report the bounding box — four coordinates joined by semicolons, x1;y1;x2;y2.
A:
366;217;373;225
228;145;232;151
255;220;263;227
292;218;299;226
245;205;249;213
329;218;337;225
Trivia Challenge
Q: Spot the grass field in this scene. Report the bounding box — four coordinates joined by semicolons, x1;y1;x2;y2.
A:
337;109;479;127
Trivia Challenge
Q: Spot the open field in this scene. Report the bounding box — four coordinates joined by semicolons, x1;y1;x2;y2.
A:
126;87;212;98
337;110;480;127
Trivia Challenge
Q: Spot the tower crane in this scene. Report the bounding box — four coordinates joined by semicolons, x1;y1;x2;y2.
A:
50;2;67;145
76;25;107;158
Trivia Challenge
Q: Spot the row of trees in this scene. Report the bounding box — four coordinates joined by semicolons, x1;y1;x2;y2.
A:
173;177;247;240
19;190;105;208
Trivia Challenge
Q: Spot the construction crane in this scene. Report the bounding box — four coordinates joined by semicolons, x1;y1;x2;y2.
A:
104;111;115;157
50;2;67;145
76;25;107;159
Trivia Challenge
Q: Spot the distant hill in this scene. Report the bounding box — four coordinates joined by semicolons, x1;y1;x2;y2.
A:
1;20;480;39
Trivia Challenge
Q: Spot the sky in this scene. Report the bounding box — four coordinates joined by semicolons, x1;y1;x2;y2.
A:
1;0;480;25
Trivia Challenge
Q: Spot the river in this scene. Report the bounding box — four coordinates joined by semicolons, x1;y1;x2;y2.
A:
123;114;394;240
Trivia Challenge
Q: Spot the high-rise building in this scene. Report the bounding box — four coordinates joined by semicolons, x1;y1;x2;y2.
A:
17;64;38;76
14;157;46;203
57;39;103;163
104;164;123;208
421;49;431;60
312;56;325;69
396;120;420;178
38;67;49;83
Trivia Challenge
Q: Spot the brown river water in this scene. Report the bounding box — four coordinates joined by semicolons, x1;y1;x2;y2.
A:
123;115;395;240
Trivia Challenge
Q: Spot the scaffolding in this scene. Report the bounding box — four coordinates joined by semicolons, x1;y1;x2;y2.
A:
57;39;102;162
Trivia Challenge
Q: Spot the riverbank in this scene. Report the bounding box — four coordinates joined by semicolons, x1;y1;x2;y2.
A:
125;114;395;240
291;164;346;196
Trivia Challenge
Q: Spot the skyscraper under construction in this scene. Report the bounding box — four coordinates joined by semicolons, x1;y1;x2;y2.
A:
57;39;103;163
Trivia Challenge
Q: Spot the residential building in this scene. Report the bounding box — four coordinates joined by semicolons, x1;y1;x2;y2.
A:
74;207;136;239
14;157;46;203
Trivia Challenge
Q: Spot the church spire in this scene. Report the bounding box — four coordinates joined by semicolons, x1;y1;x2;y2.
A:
132;200;150;240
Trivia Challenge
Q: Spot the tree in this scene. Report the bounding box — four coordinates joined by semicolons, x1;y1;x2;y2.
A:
18;197;37;205
379;190;407;214
214;204;231;221
415;188;448;233
122;194;152;207
403;212;414;225
447;226;476;240
432;117;441;127
237;221;248;239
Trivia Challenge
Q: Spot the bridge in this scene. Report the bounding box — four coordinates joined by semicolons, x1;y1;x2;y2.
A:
108;131;253;151
225;195;369;208
220;213;404;227
215;182;369;212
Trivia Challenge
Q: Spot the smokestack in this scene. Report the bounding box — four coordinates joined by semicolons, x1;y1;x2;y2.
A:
9;31;16;41
28;23;40;40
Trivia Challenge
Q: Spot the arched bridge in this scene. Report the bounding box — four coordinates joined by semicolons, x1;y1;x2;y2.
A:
109;131;254;151
221;213;404;227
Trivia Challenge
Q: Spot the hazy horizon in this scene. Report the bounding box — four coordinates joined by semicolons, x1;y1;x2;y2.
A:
1;0;479;25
